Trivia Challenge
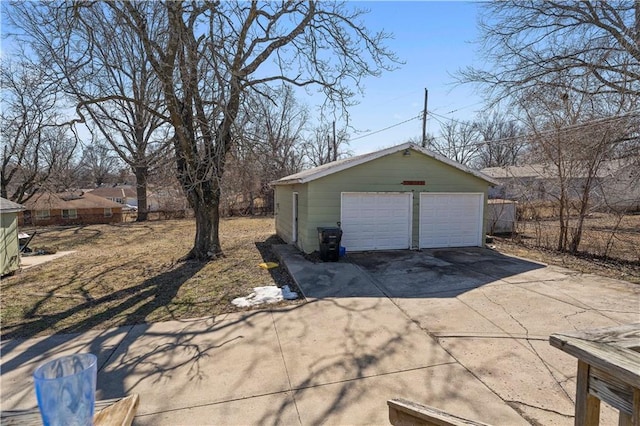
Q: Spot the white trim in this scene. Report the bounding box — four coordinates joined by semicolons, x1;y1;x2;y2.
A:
340;192;413;251
292;192;299;244
419;192;484;248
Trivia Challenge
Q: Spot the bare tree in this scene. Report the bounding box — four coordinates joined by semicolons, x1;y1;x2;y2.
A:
8;1;397;260
41;131;82;192
78;141;122;188
113;1;396;259
474;112;527;168
519;74;638;253
458;1;640;255
430;119;479;166
303;123;351;167
8;1;173;222
406;134;437;148
0;58;78;203
232;85;308;213
460;1;640;101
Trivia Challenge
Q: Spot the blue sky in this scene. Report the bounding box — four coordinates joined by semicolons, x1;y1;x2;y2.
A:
1;1;486;156
332;1;485;154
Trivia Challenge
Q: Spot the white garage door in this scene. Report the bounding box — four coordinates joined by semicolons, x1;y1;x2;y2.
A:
341;192;412;251
420;193;484;248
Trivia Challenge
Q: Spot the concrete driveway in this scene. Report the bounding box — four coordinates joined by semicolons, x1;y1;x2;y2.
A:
275;245;639;425
1;245;637;425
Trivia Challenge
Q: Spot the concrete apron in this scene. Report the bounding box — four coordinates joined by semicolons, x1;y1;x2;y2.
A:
274;244;640;425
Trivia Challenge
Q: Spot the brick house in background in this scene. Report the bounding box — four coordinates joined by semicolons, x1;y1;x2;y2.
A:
19;192;123;226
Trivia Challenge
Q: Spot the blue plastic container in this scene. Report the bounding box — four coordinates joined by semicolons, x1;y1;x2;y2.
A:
33;353;97;426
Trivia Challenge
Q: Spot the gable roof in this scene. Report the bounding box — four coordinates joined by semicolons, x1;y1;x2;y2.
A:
482;160;638;180
23;192;124;210
481;164;558;179
272;142;499;186
0;197;25;213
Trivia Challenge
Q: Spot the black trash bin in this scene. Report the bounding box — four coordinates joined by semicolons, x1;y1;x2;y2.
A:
317;227;342;262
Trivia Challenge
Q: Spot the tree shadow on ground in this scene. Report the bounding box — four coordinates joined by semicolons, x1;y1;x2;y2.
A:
0;302;307;416
259;297;517;426
1;260;205;357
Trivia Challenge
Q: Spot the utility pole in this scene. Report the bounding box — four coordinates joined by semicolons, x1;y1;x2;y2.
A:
422;88;428;148
326;134;331;164
332;120;337;161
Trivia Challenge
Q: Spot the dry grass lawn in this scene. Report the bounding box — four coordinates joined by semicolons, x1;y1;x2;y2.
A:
515;212;640;263
1;217;298;339
497;212;640;284
3;215;637;340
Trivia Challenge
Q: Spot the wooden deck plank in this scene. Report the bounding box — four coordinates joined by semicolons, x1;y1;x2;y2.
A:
388;398;491;426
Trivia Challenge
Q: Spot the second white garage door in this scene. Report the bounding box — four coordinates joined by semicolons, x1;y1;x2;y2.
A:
419;193;484;248
341;192;412;251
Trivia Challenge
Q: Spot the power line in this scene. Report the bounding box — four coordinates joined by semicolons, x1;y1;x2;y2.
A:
349;113;422;142
347;105;638;148
431;108;640;133
428;109;640;148
444;100;485;115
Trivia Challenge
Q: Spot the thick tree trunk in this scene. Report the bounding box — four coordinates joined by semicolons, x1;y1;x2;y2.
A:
0;177;7;199
636;0;640;44
184;179;223;260
134;166;149;222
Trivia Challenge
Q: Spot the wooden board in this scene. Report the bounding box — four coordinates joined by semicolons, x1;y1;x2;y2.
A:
388;398;491;426
550;323;640;389
93;394;139;426
550;323;640;425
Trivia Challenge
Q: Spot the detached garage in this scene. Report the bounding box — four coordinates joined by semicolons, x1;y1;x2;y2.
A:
272;142;497;254
1;197;25;276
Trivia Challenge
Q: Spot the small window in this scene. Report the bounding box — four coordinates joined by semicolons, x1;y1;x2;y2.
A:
108;197;124;204
62;209;77;219
35;210;50;220
104;208;112;217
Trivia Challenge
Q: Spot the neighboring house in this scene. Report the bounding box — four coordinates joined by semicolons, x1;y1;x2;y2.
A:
19;192;123;226
482;160;640;210
596;161;640;210
272;142;498;254
1;197;25;276
90;184;191;213
89;185;138;207
481;164;556;201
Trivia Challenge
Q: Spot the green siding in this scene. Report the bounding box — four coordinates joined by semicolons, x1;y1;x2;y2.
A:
277;150;491;253
293;185;310;251
1;212;20;276
274;184;309;250
275;184;293;242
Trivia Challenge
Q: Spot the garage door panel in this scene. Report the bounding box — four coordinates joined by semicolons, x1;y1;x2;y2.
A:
420;193;483;248
341;193;412;251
